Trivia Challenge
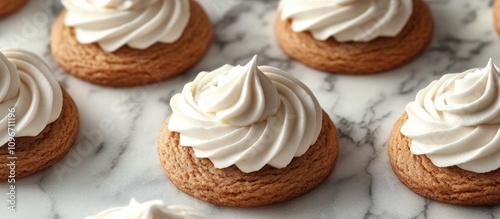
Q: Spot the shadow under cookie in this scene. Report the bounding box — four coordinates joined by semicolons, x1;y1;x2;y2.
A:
0;89;79;180
388;113;500;206
51;0;213;87
274;0;434;75
158;111;339;207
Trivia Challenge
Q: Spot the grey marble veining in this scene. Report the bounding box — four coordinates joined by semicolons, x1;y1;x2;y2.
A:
1;0;500;218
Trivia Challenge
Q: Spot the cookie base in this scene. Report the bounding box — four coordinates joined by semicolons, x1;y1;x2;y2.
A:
494;0;500;36
158;111;339;207
0;89;79;180
388;113;500;205
274;0;434;74
51;0;213;87
0;0;28;17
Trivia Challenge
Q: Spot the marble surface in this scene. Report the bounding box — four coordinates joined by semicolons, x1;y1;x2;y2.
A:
0;0;499;218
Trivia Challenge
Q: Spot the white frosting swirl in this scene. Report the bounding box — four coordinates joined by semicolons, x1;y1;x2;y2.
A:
62;0;190;52
280;0;413;42
168;56;322;173
0;49;63;146
401;59;500;173
84;199;206;219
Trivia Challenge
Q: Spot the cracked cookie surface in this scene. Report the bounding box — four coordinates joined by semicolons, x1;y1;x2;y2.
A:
158;111;339;207
274;0;433;75
389;113;500;205
51;0;212;87
0;89;79;180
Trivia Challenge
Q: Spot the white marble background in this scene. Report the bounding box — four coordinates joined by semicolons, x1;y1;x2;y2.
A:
0;0;499;218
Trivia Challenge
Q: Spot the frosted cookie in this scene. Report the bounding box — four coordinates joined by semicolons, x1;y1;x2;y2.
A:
158;55;339;207
275;0;434;74
0;0;28;17
84;199;206;219
0;48;79;180
389;59;500;205
495;0;500;35
51;0;213;87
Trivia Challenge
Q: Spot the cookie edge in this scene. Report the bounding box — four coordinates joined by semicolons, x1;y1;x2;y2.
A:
158;111;339;207
388;113;500;206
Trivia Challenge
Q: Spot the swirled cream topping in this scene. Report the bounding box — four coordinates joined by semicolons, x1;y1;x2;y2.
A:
62;0;190;52
168;55;322;173
280;0;413;42
401;59;500;173
0;48;63;146
84;199;206;219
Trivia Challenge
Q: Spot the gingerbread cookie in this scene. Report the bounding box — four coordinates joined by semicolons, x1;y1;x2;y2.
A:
158;56;339;207
0;48;79;180
275;0;434;74
0;0;28;17
159;111;338;207
0;90;79;180
389;113;500;205
51;0;212;87
388;60;500;205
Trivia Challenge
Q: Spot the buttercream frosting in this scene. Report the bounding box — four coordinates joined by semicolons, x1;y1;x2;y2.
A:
62;0;190;52
168;55;322;173
279;0;413;42
84;199;206;219
0;48;62;146
401;59;500;173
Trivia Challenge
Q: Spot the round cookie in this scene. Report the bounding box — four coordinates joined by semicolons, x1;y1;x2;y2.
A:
0;89;79;180
0;0;28;17
158;111;339;207
51;0;212;87
274;0;434;75
388;113;500;206
494;0;500;36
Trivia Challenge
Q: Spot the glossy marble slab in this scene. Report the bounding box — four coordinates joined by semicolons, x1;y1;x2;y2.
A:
0;0;499;218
